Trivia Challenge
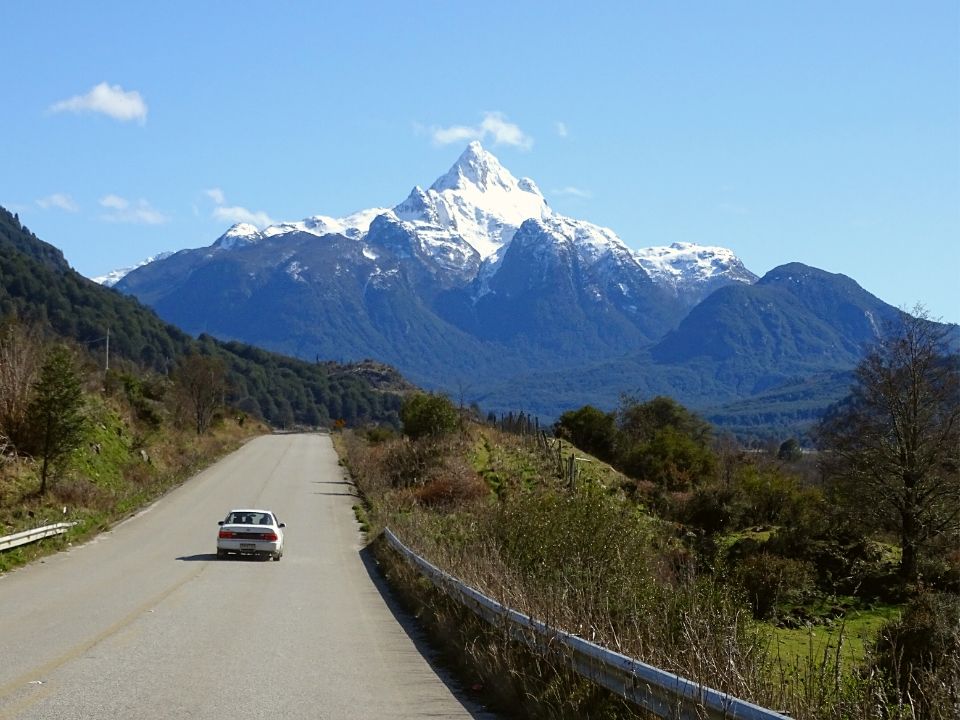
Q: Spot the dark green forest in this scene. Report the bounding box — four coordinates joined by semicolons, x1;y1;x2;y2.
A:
0;206;405;428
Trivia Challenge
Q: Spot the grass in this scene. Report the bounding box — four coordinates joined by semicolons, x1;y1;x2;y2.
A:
70;397;137;491
717;526;777;557
352;503;370;533
770;602;902;670
469;431;543;492
468;428;631;498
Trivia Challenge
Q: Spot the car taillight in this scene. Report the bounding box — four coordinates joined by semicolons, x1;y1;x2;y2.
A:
218;530;234;539
262;532;278;542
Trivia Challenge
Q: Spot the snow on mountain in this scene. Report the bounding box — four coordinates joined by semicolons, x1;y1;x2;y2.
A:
392;140;551;259
543;214;635;264
213;222;262;250
634;242;757;294
391;141;647;289
93;252;174;287
379;147;648;304
98;143;754;299
261;207;389;241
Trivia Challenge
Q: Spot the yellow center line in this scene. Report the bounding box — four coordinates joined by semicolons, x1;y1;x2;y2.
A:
0;683;57;720
0;564;205;715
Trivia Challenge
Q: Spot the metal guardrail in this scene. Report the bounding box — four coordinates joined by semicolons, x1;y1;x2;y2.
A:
0;522;77;552
384;527;791;720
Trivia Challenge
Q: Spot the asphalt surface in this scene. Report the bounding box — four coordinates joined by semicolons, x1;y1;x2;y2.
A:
0;433;497;719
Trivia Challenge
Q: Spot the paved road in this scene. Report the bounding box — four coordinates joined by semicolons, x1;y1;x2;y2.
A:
0;433;496;719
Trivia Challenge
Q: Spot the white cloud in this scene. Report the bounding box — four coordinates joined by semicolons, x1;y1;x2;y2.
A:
431;112;533;150
99;195;168;224
204;187;226;205
36;193;79;212
50;82;148;124
555;121;569;138
432;124;481;146
212;205;274;228
204;187;273;229
100;194;128;210
552;186;592;199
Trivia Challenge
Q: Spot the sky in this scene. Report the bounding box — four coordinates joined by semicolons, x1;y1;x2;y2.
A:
2;1;958;322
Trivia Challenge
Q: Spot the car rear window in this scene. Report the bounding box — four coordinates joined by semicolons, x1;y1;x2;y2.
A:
226;512;273;525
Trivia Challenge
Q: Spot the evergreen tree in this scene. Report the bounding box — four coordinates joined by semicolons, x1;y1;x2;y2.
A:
28;346;86;494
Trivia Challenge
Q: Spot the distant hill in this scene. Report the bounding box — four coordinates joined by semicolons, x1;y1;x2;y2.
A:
471;264;913;439
653;263;901;369
0;206;408;428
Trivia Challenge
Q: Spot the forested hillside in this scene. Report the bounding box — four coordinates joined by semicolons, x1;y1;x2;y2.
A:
0;207;407;428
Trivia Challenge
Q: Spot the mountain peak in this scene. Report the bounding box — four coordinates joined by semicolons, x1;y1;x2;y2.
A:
214;222;262;250
386;143;550;259
431;142;535;197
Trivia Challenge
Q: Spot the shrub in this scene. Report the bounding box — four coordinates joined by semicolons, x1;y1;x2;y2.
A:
677;481;746;535
553;405;616;462
365;426;397;444
619;425;717;491
495;484;655;623
378;437;445;488
736;553;816;619
734;466;804;525
52;475;108;510
871;592;960;719
777;438;803;462
400;393;459;440
412;457;488;509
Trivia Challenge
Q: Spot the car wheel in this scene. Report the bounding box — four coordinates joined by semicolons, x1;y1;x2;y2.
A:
273;551;281;561
217;549;227;559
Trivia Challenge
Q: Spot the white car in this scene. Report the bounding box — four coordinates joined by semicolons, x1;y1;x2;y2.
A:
217;509;285;561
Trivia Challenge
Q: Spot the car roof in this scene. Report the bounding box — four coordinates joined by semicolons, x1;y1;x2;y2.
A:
226;508;274;514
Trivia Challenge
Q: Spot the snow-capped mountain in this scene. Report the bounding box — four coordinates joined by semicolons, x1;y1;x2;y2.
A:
96;142;753;299
634;242;758;308
211;207;393;251
93;252;173;287
108;142;774;402
102;142;914;430
392;140;551;260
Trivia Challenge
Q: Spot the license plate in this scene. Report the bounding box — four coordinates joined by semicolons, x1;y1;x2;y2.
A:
240;543;255;549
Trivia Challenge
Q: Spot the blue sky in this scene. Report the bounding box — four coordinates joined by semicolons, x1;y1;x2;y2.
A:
3;1;958;322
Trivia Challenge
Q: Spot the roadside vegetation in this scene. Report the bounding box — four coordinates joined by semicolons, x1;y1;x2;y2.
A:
0;318;267;573
339;309;959;720
1;203;410;574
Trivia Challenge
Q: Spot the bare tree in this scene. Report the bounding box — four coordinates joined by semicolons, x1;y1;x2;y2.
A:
0;321;45;447
174;354;227;435
817;307;960;582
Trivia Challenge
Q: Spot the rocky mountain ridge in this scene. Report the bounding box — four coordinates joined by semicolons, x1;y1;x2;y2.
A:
108;144;920;438
104;142;754;300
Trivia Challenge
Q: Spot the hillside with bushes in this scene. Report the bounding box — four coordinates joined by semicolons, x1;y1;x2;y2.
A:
338;310;959;720
0;206;407;429
0;321;269;571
